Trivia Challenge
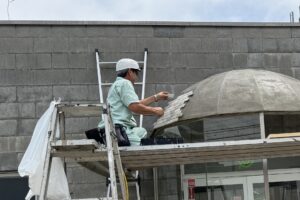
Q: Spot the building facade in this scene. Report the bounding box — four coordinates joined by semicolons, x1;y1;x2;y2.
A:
1;21;300;199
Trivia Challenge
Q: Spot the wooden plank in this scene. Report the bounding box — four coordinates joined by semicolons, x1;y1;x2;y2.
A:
51;139;100;151
268;132;300;139
57;104;103;117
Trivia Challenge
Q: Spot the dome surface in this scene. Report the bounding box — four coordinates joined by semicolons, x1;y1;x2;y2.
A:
154;69;300;129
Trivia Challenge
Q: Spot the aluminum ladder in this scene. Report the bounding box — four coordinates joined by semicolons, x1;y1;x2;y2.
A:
95;49;148;200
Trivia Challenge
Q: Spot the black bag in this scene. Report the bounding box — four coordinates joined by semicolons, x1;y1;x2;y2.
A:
85;124;130;146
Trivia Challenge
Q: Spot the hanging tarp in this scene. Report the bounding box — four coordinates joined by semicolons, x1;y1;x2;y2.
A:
18;100;71;200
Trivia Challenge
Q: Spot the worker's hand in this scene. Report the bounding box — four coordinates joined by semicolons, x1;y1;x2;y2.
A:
156;91;169;101
153;107;164;116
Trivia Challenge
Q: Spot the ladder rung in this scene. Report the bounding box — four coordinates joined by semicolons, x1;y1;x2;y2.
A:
98;61;144;65
101;82;142;86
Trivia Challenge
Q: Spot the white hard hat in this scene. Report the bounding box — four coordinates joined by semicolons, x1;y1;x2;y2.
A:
116;58;141;72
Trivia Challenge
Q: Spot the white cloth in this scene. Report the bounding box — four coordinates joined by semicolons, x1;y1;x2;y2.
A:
18;100;71;200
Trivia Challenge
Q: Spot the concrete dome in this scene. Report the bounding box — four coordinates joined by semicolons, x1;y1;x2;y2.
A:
179;69;300;121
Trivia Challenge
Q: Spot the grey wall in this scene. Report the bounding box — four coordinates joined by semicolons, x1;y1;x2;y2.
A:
1;21;300;199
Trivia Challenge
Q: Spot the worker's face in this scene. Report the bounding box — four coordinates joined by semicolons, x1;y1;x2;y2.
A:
129;69;139;83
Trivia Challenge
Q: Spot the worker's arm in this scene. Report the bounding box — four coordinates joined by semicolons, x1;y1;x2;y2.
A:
140;91;169;106
128;103;164;116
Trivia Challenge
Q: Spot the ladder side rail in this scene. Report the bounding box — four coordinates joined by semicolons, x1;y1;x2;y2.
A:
103;106;118;199
95;49;118;199
107;105;127;200
95;49;104;104
40;107;58;200
139;49;148;127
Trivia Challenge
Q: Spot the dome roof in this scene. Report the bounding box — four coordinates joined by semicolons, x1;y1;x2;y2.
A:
154;69;300;129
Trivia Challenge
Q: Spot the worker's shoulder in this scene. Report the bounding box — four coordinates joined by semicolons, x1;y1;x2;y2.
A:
115;77;132;87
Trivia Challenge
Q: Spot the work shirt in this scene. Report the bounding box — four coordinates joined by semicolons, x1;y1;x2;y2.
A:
98;77;147;145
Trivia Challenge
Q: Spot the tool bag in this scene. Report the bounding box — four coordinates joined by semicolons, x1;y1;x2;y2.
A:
85;124;130;146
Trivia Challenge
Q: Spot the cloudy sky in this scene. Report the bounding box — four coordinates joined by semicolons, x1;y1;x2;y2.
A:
0;0;300;22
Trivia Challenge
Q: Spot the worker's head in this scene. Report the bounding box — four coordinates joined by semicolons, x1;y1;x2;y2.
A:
116;58;141;82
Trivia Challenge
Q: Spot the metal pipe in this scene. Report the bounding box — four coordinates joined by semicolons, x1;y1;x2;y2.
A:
139;48;148;127
95;49;104;104
260;112;270;200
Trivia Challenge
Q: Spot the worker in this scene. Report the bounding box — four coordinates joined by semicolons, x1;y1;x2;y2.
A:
99;58;169;146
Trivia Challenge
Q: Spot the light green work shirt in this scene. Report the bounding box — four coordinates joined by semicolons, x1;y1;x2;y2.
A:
98;77;147;145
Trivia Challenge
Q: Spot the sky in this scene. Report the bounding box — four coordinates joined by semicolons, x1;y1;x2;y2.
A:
0;0;300;22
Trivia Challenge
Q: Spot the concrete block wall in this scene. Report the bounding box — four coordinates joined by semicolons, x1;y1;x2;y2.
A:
1;21;300;199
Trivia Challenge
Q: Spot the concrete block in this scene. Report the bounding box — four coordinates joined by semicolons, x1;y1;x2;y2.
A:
147;68;176;84
201;38;218;53
293;38;300;52
292;53;300;68
33;69;71;85
53;85;89;101
175;68;218;83
170;38;201;52
278;54;291;68
16;54;35;69
0;26;15;37
19;119;37;136
52;53;68;68
277;38;293;53
0;38;33;53
0;137;10;152
247;53;263;68
233;53;248;67
217;38;233;52
148;53;169;68
69;53;87;68
52;38;69;52
136;38;170;53
16;53;51;69
86;26;119;37
36;102;50;118
87;117;100;129
119;26;154;37
15;136;31;152
88;38;136;53
0;120;17;136
15;70;35;86
264;54;278;67
184;27;217;38
293;67;300;79
292;28;300;38
65;117;89;134
0;103;19;119
51;27;70;37
247;38;262;53
18;103;35;118
69;183;107;199
154;27;184;38
0;54;15;69
233;38;248;53
70;69;102;84
0;87;16;103
69;38;88;53
262;28;291;38
262;39;277;53
67;166;105;184
0;69;24;86
219;53;233;68
0;153;18;170
33;38;52;53
87;85;100;101
17;86;52;102
16;26;51;37
66;26;87;37
36;53;51;69
232;28;262;38
216;27;232;38
169;53;188;68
